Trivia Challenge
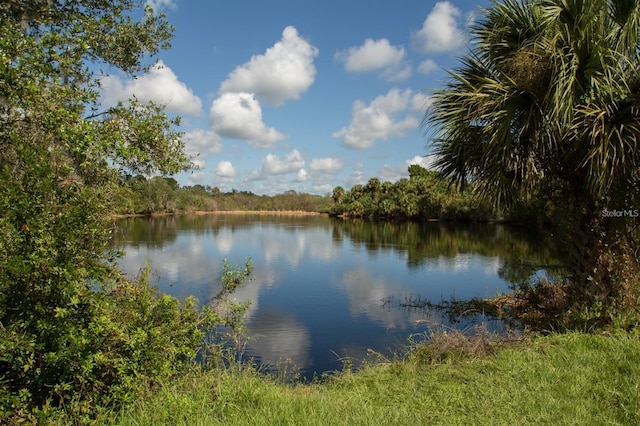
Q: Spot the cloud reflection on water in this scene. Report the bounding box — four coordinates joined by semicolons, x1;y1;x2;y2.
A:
114;215;560;379
335;267;411;330
244;309;311;373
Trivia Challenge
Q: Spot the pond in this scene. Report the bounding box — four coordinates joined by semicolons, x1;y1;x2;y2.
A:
113;213;562;380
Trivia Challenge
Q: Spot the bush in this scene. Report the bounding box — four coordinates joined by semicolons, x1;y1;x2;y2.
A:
0;260;253;423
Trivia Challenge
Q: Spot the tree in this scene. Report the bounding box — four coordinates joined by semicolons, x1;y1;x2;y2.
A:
332;186;345;204
163;176;180;191
408;164;430;179
0;0;198;418
350;183;365;201
365;177;382;200
427;0;640;316
146;176;179;212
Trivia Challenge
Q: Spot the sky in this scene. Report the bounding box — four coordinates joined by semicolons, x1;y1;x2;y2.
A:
100;0;490;195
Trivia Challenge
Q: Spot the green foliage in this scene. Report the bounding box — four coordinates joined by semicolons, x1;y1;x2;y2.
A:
211;259;254;355
331;165;498;221
115;332;640;425
429;0;640;208
427;0;640;316
0;0;250;421
331;186;345;204
108;179;332;215
0;256;254;423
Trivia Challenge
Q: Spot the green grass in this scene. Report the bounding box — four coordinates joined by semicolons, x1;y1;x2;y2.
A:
113;332;640;425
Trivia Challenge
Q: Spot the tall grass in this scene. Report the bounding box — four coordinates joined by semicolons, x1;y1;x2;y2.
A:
114;332;640;425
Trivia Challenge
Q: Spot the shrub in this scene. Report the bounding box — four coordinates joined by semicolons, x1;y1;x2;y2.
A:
0;259;253;423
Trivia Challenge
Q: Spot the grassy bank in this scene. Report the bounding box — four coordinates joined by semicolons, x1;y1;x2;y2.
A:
112;332;640;425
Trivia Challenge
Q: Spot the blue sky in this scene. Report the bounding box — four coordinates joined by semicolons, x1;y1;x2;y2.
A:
100;0;490;195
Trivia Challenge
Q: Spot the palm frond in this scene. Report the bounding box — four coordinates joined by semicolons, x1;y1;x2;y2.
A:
425;0;640;210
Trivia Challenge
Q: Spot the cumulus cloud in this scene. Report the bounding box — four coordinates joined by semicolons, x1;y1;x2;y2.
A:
332;88;422;149
309;157;344;173
336;38;411;82
296;169;308;181
407;154;439;170
336;38;405;72
410;91;433;111
345;163;366;187
405;155;435;170
182;129;223;158
100;60;202;115
219;26;318;106
261;149;305;175
215;161;236;177
382;64;413;82
378;164;405;182
417;59;439;75
210;92;285;148
413;1;466;54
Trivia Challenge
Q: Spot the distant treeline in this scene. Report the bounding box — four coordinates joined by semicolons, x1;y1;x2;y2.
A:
329;165;550;224
109;174;333;215
110;165;549;223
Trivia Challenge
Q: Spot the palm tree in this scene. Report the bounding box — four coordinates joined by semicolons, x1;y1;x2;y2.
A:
365;177;382;200
332;186;345;204
427;0;640;311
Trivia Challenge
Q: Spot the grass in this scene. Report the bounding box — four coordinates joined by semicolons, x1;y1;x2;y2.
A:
111;331;640;425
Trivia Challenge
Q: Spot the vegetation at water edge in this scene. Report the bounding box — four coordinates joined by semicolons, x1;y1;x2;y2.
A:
1;0;640;423
114;331;640;425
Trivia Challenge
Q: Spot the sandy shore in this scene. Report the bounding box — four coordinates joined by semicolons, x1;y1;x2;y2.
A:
191;210;326;216
112;210;327;218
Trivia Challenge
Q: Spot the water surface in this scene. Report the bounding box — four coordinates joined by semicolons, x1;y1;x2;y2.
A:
113;214;560;379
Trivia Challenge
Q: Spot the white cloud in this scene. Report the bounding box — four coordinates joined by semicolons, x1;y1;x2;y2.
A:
145;0;176;13
345;163;366;187
335;38;405;72
219;26;318;106
332;88;421;149
413;1;466;54
336;38;411;82
215;161;236;177
417;59;439;75
311;183;332;194
309;157;344;173
407;154;439;170
100;60;202;115
182;129;223;158
261;149;305;175
382;64;413;82
296;169;308;181
410;91;433;111
210;92;285;148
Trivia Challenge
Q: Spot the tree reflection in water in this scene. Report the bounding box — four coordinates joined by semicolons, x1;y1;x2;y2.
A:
113;214;566;379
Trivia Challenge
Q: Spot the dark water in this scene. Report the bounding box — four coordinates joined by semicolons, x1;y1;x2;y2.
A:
113;214;562;379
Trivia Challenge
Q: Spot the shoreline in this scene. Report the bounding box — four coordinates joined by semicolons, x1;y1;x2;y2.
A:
191;210;325;216
111;210;327;219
